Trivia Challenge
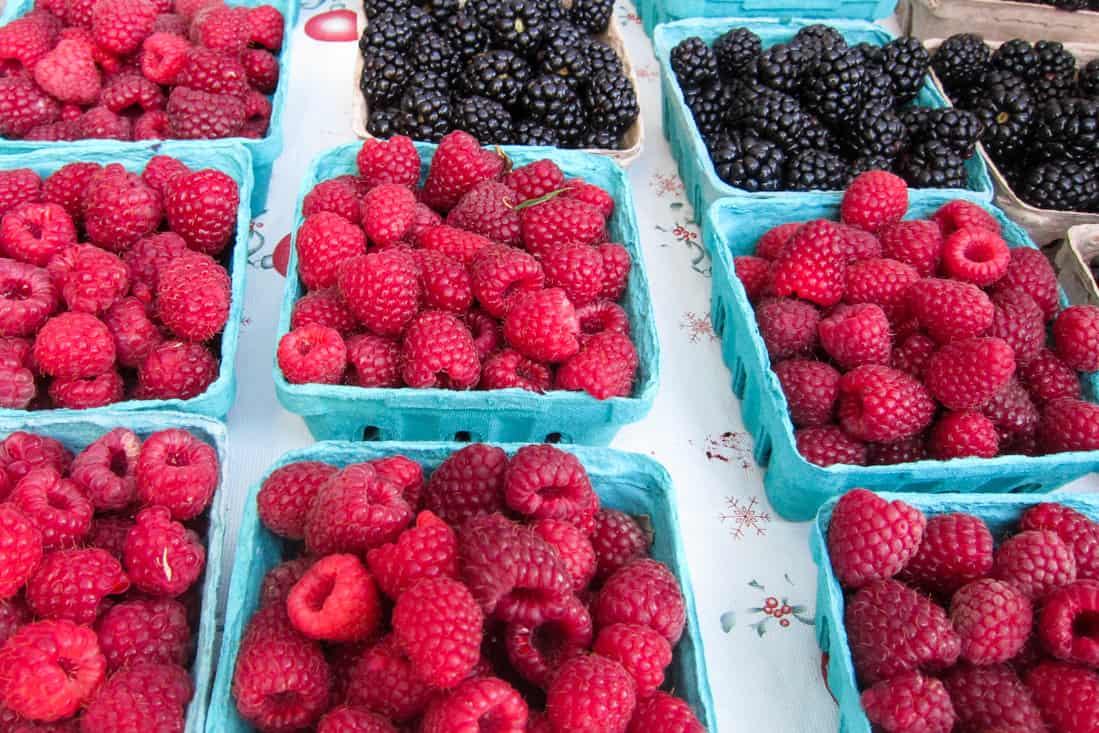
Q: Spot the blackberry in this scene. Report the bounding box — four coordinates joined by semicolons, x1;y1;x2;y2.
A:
802;115;835;152
367;106;401;137
577;127;622;149
522;74;586;142
844;106;908;159
461;50;531;106
932;34;990;95
670;36;719;88
850;42;882;66
927;108;984;158
585;39;622;78
490;0;545;56
469;0;506;25
1056;0;1089;9
358;11;418;55
1032;97;1099;163
850;155;896;176
861;64;894;114
364;0;411;18
791;24;846;66
754;43;808;95
969;70;1034;161
713;27;761;80
569;0;613;34
411;33;457;78
784;148;850;191
877;37;931;103
443;12;489;64
419;0;463;23
684;79;731;140
398;89;452;142
710;131;786;192
900;140;967;188
1020;159;1099;210
900;105;933;140
1030;40;1077;105
991;39;1038;80
584;70;639;135
537;26;590;84
514;119;559;145
360;49;410;106
729;86;808;151
1080;59;1099;98
405;70;450;96
452;95;514;143
801;44;866;126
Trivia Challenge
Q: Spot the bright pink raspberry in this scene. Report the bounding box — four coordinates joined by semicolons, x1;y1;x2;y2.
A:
47;244;129;315
1021;502;1099;580
907;277;994;344
1038;579;1099;667
470;245;545;318
421;676;528;733
593;622;672;698
123;506;205;597
366;510;459;600
770;219;846;307
928;411;1000;459
278;325;347;385
505;444;596;525
135;340;218;401
840;171;908;232
346;332;402;388
547;655;636;733
1025;662;1099;733
9;468;92;549
392;577;483;688
257;461;337;541
627;691;706;733
0;202;76;267
950;578;1032;664
993;246;1060;320
135;428;218;521
346;635;433;722
356;135;420;189
819;303;892;370
0;433;71;481
827;489;926;590
287;553;382;643
532;518;596;592
26;547;129;625
0;504;41;600
593;559;686;645
505;159;565;200
1053;304;1099;372
33;312;116;380
837;365;936;443
941;226;1010;286
0;620;105;722
0;259;57;338
337;249;421;338
400;310;480;389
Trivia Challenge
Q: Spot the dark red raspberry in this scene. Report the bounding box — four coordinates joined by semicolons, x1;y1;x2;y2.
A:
1053;304;1099;372
590;509;650;580
141;155;189;200
466;308;502;360
542;243;605;307
927;411;1000;459
837;364;936;442
861;670;955;733
907;278;994;344
505;444;596;525
0;433;71;481
941;226;1010;286
819;304;891;369
47;244;129;314
1021;502;1099;580
734;255;771;302
0;620;105;722
0;364;33;410
1021;349;1082;404
556;330;638;399
0;596;31;646
175;46;247;96
165;85;245;139
532;518;596;591
258;558;312;608
423;444;507;526
993;529;1076;599
104;297;163;369
547;655;636;733
1038;579;1099;666
232;623;331;732
366;510;459;599
91;0;157;54
844;578;961;685
470;245;544;318
278;325;347;385
0;170;42;221
1;202;76;268
10;468;92;549
1040;397;1099;452
356;136;420;189
828;490;926;590
481;348;552;392
257;461;336;540
400;310;480;389
990;288;1045;365
287;553;382;643
755;297;820;360
890;333;935;380
136;339;218;401
369;455;422;508
338;249;421;338
836;223;883;261
77;106;132;140
942;663;1045;733
770;220;846;307
246;5;283;50
155;251;230;341
1025;661;1099;733
82;164;160;252
48;369;124;409
303;178;361;224
70;428;140;512
132;108;170;140
0;259;57;338
421;676;528;732
448;180;522;246
593;559;685;645
0;77;60;139
291;288;359;336
878;219;943;278
124;231;187;299
123;506;205;597
950;578;1032;664
408;202;442;240
796;425;867;466
627;691;706;733
135;428;218;521
993;247;1059;320
841;171;908;232
932;199;1001;236
0;504;41;599
505;160;565;200
304;463;413;555
899;512;993;598
593;622;672;698
317;706;396;733
422;131;505;212
505;594;592;687
417;225;492;265
346;332;401;387
295;212;366;291
345;635;432;721
40;163;98;222
360;183;417;247
925;337;1016;411
520;197;606;257
598;242;631;301
95;596;190;670
164;168;238;255
99;69;164;115
392;576;482;688
80;662;193;733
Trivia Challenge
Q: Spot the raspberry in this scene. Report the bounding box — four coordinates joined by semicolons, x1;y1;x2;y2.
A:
366;510;458;599
423;444;507;525
547;655;636;733
135;428;218;520
504;160;564;201
532;518;595;591
0;17;53;75
0;203;75;270
82;166;161;252
418;225;493;265
360;183;417;247
70;428;140;512
841;171;908;232
0;259;56;338
599;242;631;301
258;558;312;608
95;597;190;671
479;348;548;392
303;178;361;224
828;489;927;591
277;325;347;385
408;202;442;240
503;288;580;363
369;455;422;508
25;549;126;624
819;304;890;369
232;625;331;732
504;446;595;528
165;85;245;139
0;434;72;481
124;232;187;299
10;468;92;548
164;168;239;255
343;332;399;387
49;369;124;408
175;46;247;96
927;410;1000;459
318;707;396;733
899;512;993;597
627;691;706;733
422;131;506;212
589;510;648;580
246;5;284;50
0;77;60;139
86;515;133;560
932;199;1002;236
576;299;629;340
520;197;606;257
556;330;639;399
103;298;160;370
993;247;1060;320
593;623;672;699
46;245;127;314
99;70;164;115
505;594;592;687
92;0;157;54
287;554;382;643
1021;502;1099;580
399;310;479;389
925;336;1016;411
563;179;614;219
593;559;685;645
80;663;192;732
754;222;799;260
734;255;771;302
346;635;432;721
422;678;529;733
1038;579;1099;666
941;226;1010;286
877;220;943;277
988;288;1045;365
411;250;472;313
908;278;993;345
136;339;218;400
448;180;522;246
123;506;205;597
295;212;366;292
844;579;961;685
466;309;501;360
0;620;105;722
357;136;420;189
942;664;1045;733
1025;661;1099;733
392;577;482;688
470;245;544;318
1022;350;1082;406
257;461;336;540
950;578;1032;664
796;425;868;466
841;258;917;323
153;11;188;33
993;529;1077;599
837;364;936;442
0;597;31;646
77;106;131;140
861;671;955;733
755;297;820;360
32;40;99;107
38;165;95;224
304;463;413;555
0;504;41;599
338;249;421;338
1047;397;1099;453
140;31;188;84
1053;305;1099;372
541;242;604;307
191;3;249;52
771;359;839;428
769;220;846;307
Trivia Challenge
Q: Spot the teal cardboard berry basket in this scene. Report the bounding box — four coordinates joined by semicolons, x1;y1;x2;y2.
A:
810;491;1099;733
0;142;252;421
704;190;1099;521
207;441;715;733
0;0;297;212
651;17;994;220
273;142;659;445
0;411;228;733
636;0;898;37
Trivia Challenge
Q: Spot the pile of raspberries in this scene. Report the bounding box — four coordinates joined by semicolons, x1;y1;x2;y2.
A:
0;0;284;141
232;443;707;732
826;489;1099;733
0;427;219;730
733;169;1099;466
277;131;640;400
0;155;239;410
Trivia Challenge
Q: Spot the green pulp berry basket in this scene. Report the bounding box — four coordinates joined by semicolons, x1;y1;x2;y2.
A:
274;142;659;445
207;441;715;732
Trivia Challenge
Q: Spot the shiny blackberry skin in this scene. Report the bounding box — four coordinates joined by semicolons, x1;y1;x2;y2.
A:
730;86;808;151
1056;0;1089;9
367;106;402;136
1080;59;1099;98
928;108;984;158
398;89;452;142
878;37;931;103
802;115;835;152
569;0;613;34
405;70;450;96
685;79;731;140
363;0;410;18
1021;159;1099;211
585;39;622;78
1030;40;1077;105
969;70;1034;162
791;24;846;65
514;120;559;145
470;0;506;25
358;11;417;54
932;33;990;95
360;49;410;106
991;39;1038;80
461;50;531;107
577;127;622;149
713;27;761;80
420;0;463;23
522;74;586;141
900;140;967;188
584;70;639;135
849;155;896;176
844;106;908;159
537;25;591;84
411;32;457;77
452;95;514;143
754;43;808;94
785;148;850;191
670;36;719;88
710;132;786;192
801;44;866;126
861;65;894;114
490;0;545;57
899;104;934;140
536;0;568;24
1032;97;1099;163
444;12;489;64
849;41;882;66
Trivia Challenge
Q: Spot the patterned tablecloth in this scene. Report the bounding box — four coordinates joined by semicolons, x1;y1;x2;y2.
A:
221;4;1099;730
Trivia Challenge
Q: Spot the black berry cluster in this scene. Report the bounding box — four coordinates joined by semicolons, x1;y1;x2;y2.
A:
1014;0;1099;11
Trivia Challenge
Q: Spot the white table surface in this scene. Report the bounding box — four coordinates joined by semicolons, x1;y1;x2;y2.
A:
219;4;1099;731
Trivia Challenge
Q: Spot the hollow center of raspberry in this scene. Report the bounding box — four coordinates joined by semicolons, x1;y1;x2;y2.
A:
46;490;74;512
57;656;81;682
165;450;190;468
532;621;570;661
23;222;42;239
0;60;21;76
1073;610;1099;640
0;281;30;302
964;242;998;265
304;575;336;613
516;363;540;383
108;449;129;477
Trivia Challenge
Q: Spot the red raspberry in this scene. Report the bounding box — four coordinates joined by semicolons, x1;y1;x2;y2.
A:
239;47;279;93
861;671;955;733
576;299;629;340
165;85;245;139
932;199;1002;236
0;170;42;221
908;277;993;344
0;77;60;139
366;510;458;599
77;105;131;140
369;455;422;508
599;242;631;301
556;330;638;399
232;624;330;732
1021;502;1099;580
246;5;283;50
479;348;549;392
31;39;99;107
295;212;366;291
421;677;528;733
288;554;382;643
870;434;930;465
928;410;1000;459
465;308;501;360
46;245;128;314
1025;661;1099;733
593;623;672;698
103;297;161;369
82;166;161;252
841;171;908;232
796;425;868;466
754;297;820;360
819;304;891;369
124;231;187;299
0;336;31;370
257;461;335;540
154;11;189;33
1;203;76;268
422;131;506;212
418;225;493;265
69;428;139;512
174;46;247;96
563;179;614;219
1053;304;1099;372
733;255;771;302
899;512;994;597
305;463;413;555
0;259;56;338
278;325;347;385
10;468;92;548
925;336;1016;410
505;594;592;686
80;662;193;732
593;558;685;645
408;202;442;240
503;447;593;529
393;576;482;689
774;359;840;428
770;220;846;307
1039;579;1099;666
357;136;420;189
590;509;650;580
520;197;606;257
942;664;1045;733
95;597;190;671
99;69;164;115
0;620;105;722
448;180;522;246
423;444;507;525
990;288;1045;365
141;155;189;200
1042;396;1099;453
843;258;918;323
0;17;53;75
399;310;479;389
153;251;230;340
123;506;205;597
0;434;71;481
0;597;31;646
258;558;312;608
360;183;417;247
48;369;124;409
827;489;925;590
941;226;1010;286
345;635;432;721
504;160;565;200
0;364;33;410
547;655;636;733
950;578;1032;664
627;691;706;733
318;707;396;733
135;428;218;521
140;31;188;84
410;249;470;313
40;163;97;223
344;332;400;387
26;547;128;624
837;364;936;442
542;242;604;307
878;220;943;277
470;245;544;318
755;221;800;260
835;223;883;261
164;168;238;255
0;504;41;599
190;3;249;52
994;529;1076;599
338;249;421;338
844;578;961;685
992;247;1059;321
1021;348;1082;404
272;233;291;277
503;288;580;363
303;178;361;224
92;0;157;54
136;339;218;400
532;518;596;591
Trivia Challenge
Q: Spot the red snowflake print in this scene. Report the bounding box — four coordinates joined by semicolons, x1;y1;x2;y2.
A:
679;311;716;343
719;496;771;539
649;171;684;198
705;431;753;469
635;65;659;81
